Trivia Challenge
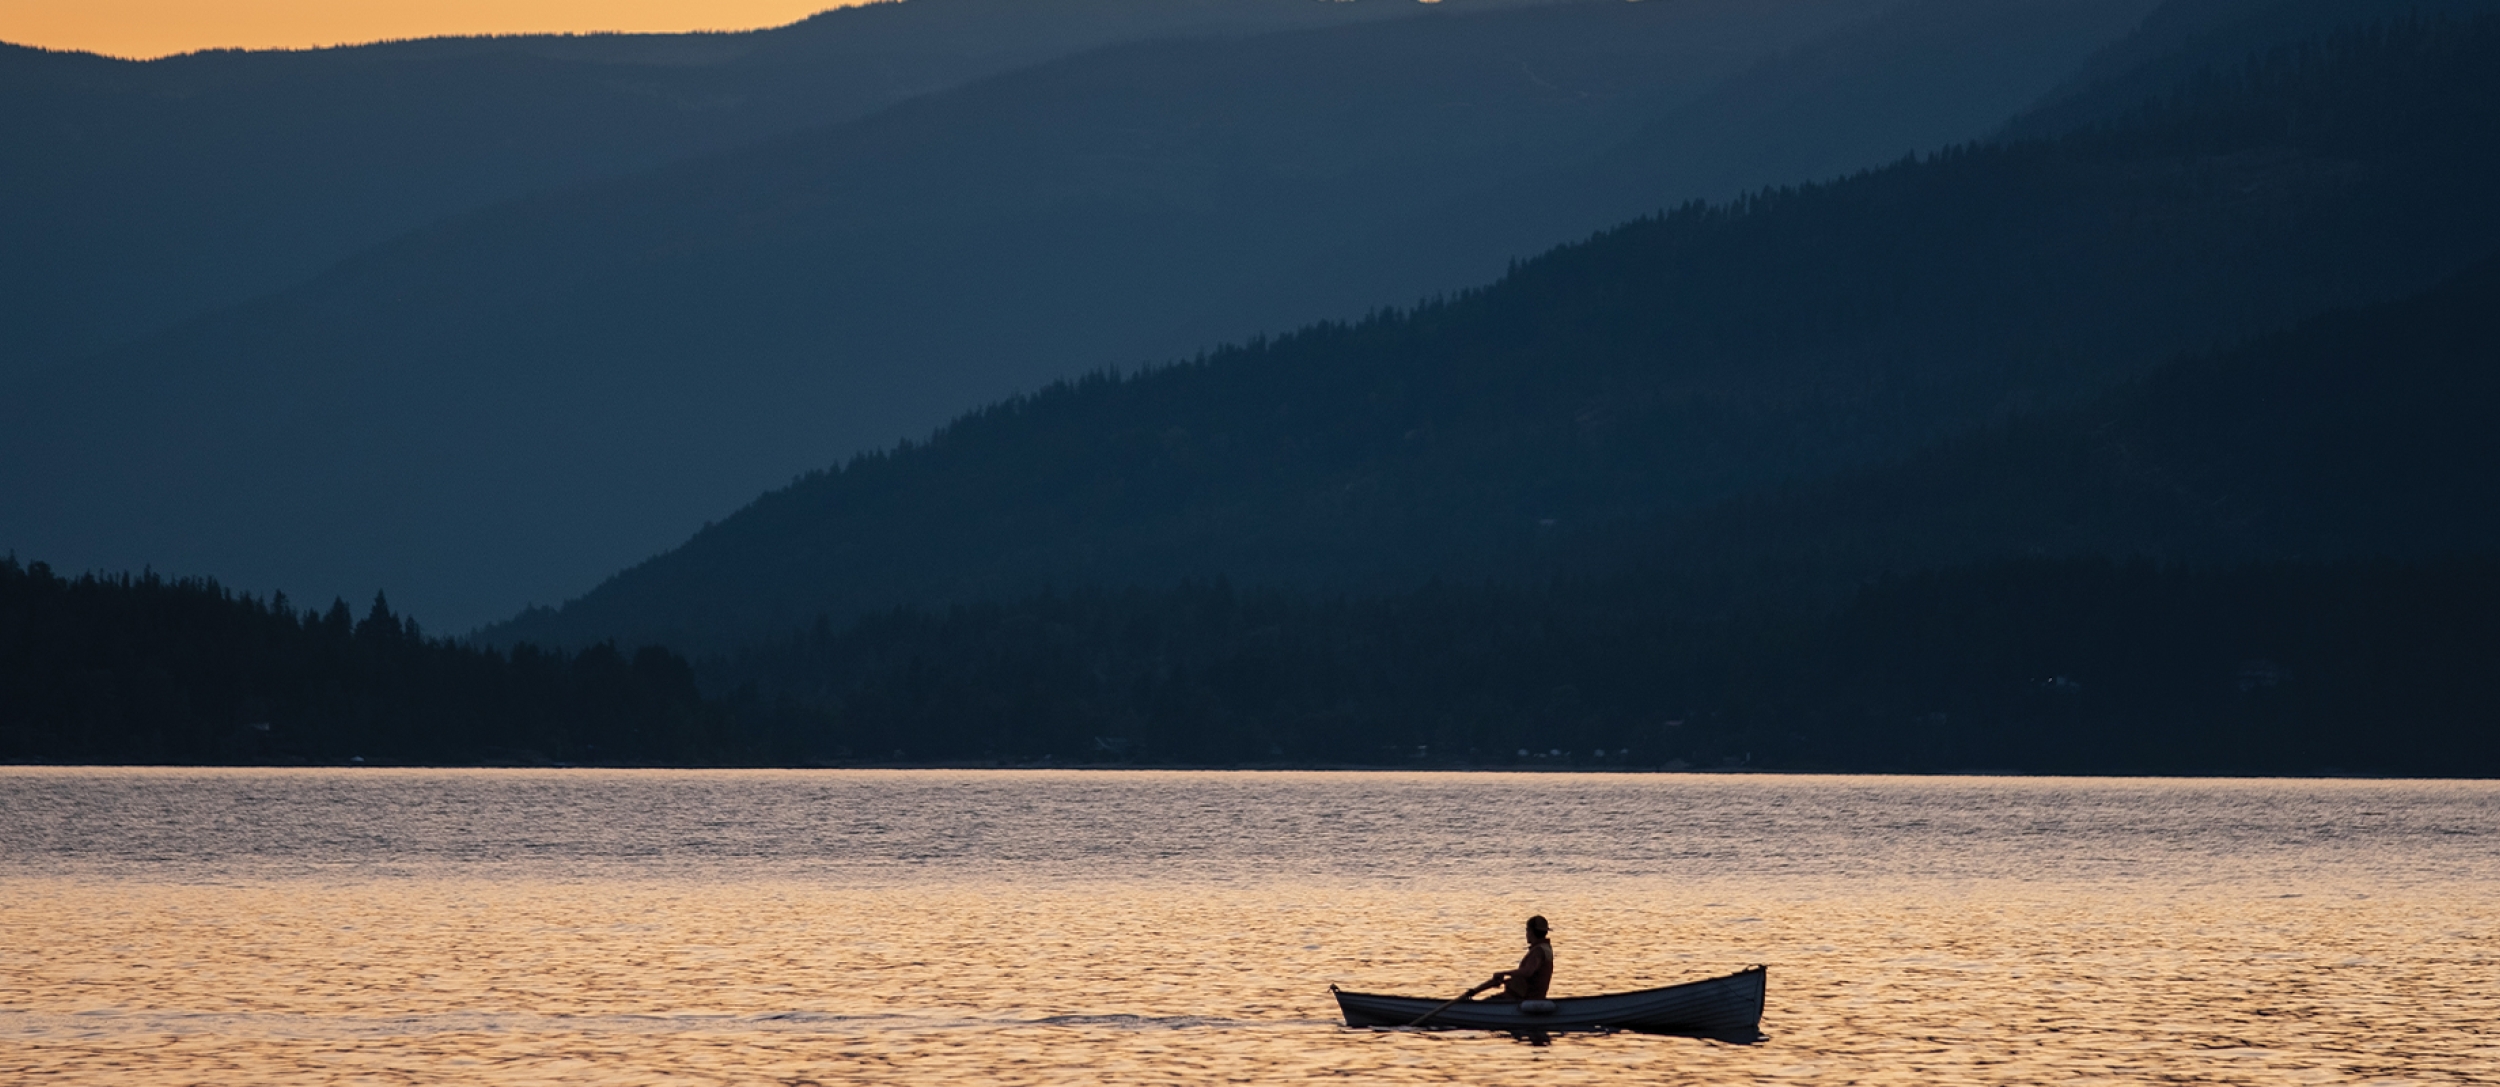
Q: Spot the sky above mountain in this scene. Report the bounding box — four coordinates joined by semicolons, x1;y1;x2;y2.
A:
1;0;867;58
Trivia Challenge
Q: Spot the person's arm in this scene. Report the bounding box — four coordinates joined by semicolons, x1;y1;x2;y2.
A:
1479;951;1515;997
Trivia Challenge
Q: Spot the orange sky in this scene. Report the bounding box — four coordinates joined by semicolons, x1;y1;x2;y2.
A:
0;1;877;60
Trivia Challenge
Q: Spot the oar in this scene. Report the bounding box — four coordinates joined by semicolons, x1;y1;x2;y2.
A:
1407;979;1497;1027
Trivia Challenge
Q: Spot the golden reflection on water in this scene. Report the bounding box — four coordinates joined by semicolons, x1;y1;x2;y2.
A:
8;880;2494;1084
2;771;2495;1084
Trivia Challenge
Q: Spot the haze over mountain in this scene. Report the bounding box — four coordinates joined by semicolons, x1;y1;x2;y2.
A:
0;0;1514;373
1232;0;2174;326
2006;0;2500;136
484;10;2500;655
3;0;2164;633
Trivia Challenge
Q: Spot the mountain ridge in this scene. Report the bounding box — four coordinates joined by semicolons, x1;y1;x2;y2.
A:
480;12;2500;654
2;0;1538;371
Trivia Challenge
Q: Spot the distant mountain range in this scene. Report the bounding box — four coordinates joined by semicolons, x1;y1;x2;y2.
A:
11;0;2500;774
484;9;2500;654
2;0;1504;372
3;0;2171;631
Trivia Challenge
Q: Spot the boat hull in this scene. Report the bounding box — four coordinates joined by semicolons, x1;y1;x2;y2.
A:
1332;966;1766;1040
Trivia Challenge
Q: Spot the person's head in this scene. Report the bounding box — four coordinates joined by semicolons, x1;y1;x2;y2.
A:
1526;915;1550;942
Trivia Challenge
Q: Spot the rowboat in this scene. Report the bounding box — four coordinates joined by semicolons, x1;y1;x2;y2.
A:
1331;965;1766;1040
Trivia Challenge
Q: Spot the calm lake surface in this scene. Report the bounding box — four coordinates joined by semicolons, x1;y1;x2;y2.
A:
2;769;2494;1085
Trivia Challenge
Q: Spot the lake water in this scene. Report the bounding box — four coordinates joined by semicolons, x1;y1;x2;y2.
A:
2;769;2494;1085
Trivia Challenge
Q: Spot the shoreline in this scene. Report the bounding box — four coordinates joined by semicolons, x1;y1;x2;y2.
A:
1;759;2484;781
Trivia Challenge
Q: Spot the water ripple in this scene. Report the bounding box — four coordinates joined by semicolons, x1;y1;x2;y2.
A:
2;769;2494;1084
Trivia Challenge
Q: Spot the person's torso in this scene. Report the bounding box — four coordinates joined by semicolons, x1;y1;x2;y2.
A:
1514;942;1553;999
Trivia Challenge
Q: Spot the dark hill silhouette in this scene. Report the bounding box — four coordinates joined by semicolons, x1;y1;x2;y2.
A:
1642;246;2500;589
3;0;2002;632
20;243;2500;771
0;0;1517;372
689;250;2500;774
477;14;2500;654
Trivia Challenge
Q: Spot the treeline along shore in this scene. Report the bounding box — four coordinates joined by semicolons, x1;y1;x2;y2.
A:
8;554;2497;776
0;559;815;767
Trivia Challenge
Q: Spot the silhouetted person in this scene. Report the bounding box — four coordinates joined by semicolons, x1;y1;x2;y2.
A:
1479;914;1553;1001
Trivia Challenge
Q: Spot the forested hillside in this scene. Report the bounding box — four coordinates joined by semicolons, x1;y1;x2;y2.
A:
491;14;2500;654
672;242;2500;775
1576;249;2500;608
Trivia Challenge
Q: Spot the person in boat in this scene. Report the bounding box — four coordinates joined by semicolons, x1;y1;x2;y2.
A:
1478;914;1553;1002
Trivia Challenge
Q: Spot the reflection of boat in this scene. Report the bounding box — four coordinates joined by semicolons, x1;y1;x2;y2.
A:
1331;965;1766;1040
